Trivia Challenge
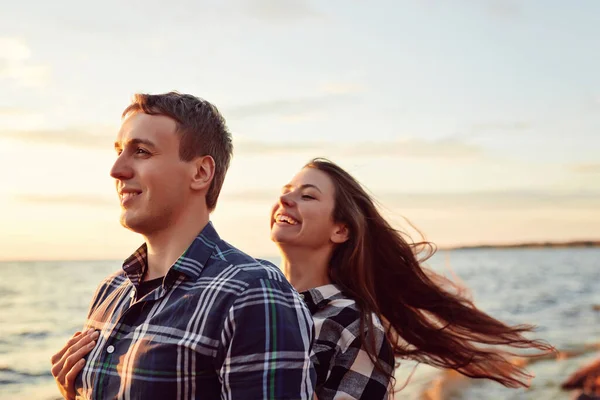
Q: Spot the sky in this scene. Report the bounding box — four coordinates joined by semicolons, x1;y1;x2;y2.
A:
0;0;598;261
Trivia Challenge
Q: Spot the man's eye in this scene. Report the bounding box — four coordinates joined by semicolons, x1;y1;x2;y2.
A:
135;148;150;155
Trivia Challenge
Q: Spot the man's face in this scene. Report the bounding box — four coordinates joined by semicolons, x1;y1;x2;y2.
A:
110;112;193;235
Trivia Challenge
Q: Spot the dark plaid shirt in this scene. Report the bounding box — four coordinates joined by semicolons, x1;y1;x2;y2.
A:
301;284;394;400
75;222;315;399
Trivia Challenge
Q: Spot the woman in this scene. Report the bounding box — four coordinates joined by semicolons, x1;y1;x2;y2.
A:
270;158;554;400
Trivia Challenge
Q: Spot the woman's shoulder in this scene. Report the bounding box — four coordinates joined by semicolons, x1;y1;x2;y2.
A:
303;285;394;399
303;284;360;320
302;284;386;352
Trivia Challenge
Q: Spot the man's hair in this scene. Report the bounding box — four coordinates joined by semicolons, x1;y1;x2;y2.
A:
122;92;233;211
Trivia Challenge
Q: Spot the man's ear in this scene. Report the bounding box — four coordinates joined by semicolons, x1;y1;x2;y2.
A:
331;224;349;244
190;155;215;191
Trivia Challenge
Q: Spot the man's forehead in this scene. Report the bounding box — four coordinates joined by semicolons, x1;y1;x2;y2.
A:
116;113;177;142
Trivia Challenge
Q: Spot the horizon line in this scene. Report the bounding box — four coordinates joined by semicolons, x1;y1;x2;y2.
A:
1;239;598;263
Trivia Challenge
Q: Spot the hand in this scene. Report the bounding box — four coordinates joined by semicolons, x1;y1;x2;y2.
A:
50;329;99;400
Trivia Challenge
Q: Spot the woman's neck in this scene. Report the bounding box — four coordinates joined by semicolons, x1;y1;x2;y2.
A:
279;245;332;292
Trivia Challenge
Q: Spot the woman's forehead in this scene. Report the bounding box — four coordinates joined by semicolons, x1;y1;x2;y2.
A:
289;168;335;191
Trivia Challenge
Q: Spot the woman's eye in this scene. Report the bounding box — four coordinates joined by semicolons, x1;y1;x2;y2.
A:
302;195;315;200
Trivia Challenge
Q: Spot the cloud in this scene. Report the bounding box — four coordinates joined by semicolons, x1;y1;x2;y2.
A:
15;194;115;208
319;82;365;95
451;121;531;141
243;0;323;21
0;64;50;87
0;107;30;116
279;112;320;123
1;126;481;159
225;93;354;120
485;0;521;19
584;93;600;111
221;189;599;210
235;137;482;159
470;121;531;132
14;189;598;212
0;127;115;149
377;190;599;210
424;0;521;20
0;37;31;60
225;81;364;121
0;37;51;87
571;163;600;173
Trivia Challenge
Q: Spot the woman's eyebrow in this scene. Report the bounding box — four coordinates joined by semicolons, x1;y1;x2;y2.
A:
282;184;322;193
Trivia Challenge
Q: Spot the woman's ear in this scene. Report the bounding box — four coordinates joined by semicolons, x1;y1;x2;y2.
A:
331;224;349;244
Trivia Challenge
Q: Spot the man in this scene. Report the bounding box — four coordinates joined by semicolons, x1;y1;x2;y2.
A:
50;92;315;399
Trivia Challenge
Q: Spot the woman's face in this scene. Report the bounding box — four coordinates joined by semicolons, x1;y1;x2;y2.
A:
270;167;348;249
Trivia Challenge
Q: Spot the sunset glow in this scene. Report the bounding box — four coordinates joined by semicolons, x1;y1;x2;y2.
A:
1;1;598;260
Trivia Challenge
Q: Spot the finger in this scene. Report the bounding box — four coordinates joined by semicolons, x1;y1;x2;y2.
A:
58;340;97;382
54;330;98;373
60;359;86;399
65;359;86;386
50;329;92;365
51;332;87;377
58;331;98;367
64;342;95;374
50;331;85;365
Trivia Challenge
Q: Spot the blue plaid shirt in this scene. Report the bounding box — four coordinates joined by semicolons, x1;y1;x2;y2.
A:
74;222;315;399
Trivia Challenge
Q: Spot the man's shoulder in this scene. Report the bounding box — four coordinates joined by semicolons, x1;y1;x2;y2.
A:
85;267;129;315
208;240;286;284
235;256;286;283
96;268;128;290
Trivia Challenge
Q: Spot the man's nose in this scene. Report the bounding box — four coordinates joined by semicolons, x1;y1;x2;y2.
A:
110;155;133;181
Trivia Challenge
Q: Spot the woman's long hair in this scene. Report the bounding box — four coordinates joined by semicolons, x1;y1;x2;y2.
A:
306;158;554;389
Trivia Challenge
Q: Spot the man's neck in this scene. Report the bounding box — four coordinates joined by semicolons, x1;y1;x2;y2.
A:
142;211;210;281
279;245;333;292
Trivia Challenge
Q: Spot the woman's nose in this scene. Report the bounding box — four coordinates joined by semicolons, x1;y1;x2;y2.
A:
279;193;296;207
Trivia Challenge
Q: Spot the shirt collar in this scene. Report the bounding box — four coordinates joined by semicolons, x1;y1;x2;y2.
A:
121;221;221;285
300;284;342;314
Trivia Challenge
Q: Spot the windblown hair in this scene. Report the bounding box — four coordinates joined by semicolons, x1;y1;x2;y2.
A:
305;158;554;389
122;91;233;211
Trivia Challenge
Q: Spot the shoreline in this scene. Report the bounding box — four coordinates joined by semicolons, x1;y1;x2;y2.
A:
0;241;598;263
441;240;600;251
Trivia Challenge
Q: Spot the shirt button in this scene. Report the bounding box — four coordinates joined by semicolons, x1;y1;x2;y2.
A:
299;293;305;300
106;345;115;354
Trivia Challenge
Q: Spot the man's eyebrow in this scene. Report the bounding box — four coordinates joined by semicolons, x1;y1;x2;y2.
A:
282;184;322;193
114;138;157;150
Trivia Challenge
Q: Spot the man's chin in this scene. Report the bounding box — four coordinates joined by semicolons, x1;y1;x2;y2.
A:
119;214;145;234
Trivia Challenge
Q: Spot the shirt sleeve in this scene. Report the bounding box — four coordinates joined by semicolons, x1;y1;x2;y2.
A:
217;277;316;399
316;329;394;400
